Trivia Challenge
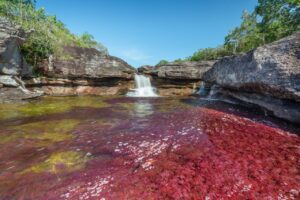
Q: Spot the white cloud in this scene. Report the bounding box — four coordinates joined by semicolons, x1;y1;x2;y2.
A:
119;48;151;62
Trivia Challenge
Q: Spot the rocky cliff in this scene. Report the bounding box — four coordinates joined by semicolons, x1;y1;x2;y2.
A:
0;17;32;76
202;32;300;123
138;61;215;96
0;17;41;102
26;46;135;96
0;17;136;100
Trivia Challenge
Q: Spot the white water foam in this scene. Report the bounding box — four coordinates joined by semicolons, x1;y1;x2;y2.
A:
126;74;158;97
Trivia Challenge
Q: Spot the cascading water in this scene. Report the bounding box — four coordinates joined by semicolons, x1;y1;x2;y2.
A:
126;74;158;97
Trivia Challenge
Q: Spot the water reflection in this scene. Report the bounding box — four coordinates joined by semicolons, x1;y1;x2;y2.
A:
133;101;154;118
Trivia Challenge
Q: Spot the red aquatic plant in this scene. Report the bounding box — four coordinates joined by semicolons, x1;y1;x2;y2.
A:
0;99;299;200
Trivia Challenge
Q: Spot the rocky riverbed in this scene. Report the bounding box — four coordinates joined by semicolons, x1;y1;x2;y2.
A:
0;96;299;199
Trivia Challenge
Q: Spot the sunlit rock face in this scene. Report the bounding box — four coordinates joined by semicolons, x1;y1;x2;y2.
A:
25;46;136;96
0;97;299;199
0;17;40;102
202;32;300;123
37;46;135;80
24;77;134;96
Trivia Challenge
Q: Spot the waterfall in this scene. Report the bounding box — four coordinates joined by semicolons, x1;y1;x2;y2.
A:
126;74;158;97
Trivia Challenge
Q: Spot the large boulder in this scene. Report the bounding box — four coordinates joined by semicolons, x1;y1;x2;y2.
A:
0;17;32;76
203;32;300;123
137;61;215;96
38;46;135;79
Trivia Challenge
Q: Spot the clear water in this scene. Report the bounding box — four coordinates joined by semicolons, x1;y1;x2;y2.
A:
0;96;299;199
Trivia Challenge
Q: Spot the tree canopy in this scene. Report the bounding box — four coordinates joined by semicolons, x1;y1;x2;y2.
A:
187;0;300;62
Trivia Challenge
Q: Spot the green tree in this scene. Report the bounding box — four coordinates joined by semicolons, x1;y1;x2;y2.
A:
255;0;300;43
156;60;169;66
187;0;300;62
225;10;264;53
78;32;107;53
189;46;232;61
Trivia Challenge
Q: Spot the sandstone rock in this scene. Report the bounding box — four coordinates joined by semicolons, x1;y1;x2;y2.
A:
155;61;215;80
137;61;215;96
26;46;136;96
24;77;134;96
0;17;32;76
203;32;300;100
138;65;157;76
0;75;43;102
202;32;300;123
38;46;135;79
0;87;42;103
0;75;19;87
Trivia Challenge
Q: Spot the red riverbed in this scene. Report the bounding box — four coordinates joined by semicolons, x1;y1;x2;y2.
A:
0;97;299;200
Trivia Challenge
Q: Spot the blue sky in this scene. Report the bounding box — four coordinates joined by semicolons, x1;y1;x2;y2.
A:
37;0;257;67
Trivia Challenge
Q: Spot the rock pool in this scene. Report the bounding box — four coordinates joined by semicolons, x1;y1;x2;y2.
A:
0;96;299;199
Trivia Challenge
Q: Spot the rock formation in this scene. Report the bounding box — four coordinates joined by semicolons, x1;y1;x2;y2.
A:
0;17;41;102
138;61;215;96
0;17;136;100
37;46;134;79
202;32;300;123
0;17;32;76
26;46;135;96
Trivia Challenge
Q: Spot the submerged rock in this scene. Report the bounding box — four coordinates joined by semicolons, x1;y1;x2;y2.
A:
203;32;300;123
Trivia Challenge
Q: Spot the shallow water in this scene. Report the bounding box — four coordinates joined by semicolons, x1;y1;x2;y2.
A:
0;96;299;200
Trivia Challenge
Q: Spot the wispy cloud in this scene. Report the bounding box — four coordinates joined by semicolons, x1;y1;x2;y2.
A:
119;48;151;62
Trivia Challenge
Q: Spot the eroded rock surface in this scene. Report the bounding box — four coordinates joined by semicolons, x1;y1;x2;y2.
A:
0;17;135;99
0;17;31;76
25;77;134;96
138;61;215;96
0;17;41;102
38;46;134;79
28;46;135;95
203;32;300;123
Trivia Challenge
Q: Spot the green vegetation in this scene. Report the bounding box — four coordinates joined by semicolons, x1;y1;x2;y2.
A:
0;119;79;144
189;47;233;62
169;0;300;63
23;151;88;174
156;60;169;66
0;0;107;67
0;96;109;120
